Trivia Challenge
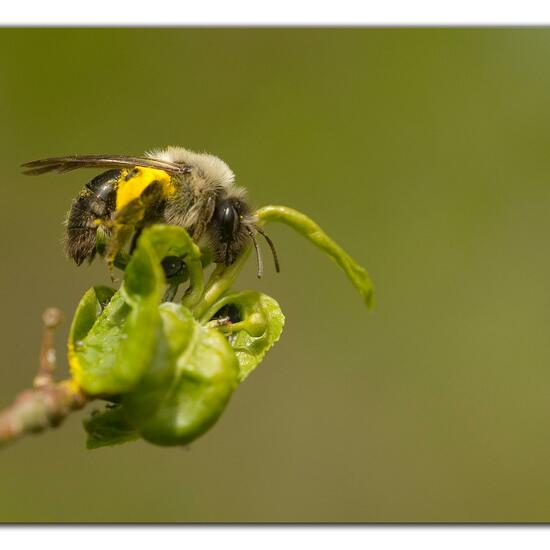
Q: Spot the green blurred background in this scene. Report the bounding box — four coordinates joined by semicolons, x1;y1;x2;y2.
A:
0;28;550;522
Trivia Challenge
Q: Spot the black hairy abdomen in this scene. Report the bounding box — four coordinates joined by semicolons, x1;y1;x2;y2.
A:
65;170;119;265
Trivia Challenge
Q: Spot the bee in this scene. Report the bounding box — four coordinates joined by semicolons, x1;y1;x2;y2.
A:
22;146;280;278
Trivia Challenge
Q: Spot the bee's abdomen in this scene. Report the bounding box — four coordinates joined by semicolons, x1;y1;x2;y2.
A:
65;169;119;265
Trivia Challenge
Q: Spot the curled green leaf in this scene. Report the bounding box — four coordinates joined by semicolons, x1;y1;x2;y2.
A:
204;291;285;381
65;214;366;450
255;205;374;308
122;303;239;446
124;224;204;309
68;286;115;347
68;282;160;395
69;225;203;396
68;285;133;395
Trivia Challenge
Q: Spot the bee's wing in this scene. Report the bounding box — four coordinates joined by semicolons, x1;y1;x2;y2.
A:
21;155;189;176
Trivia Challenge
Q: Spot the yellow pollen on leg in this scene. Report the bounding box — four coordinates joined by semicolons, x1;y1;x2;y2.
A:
115;167;175;211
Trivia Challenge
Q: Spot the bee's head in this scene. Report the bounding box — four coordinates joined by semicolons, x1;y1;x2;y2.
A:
209;196;280;277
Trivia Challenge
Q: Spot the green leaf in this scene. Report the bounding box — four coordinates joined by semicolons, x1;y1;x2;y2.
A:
206;291;285;381
122;303;239;446
68;285;120;390
255;205;375;308
69;288;156;395
68;224;291;448
69;225;203;396
122;224;201;304
83;405;139;449
127;223;204;309
68;286;116;345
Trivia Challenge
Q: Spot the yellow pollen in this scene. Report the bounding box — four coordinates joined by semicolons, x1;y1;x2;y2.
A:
116;167;175;211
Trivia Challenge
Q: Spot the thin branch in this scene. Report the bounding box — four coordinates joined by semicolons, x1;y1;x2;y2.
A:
0;308;90;449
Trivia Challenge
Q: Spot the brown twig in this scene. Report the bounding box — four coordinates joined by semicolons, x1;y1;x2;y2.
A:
0;308;90;448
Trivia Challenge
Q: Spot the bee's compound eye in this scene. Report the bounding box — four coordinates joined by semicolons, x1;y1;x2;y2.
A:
216;200;239;241
220;204;236;227
161;255;185;278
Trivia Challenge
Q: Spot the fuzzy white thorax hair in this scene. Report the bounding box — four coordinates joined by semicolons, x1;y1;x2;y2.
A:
146;146;237;189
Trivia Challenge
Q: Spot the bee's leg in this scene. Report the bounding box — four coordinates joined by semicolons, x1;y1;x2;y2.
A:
106;199;145;281
105;224;135;281
129;228;143;254
206;303;241;329
163;282;179;303
185;195;216;242
105;221;141;282
161;256;188;302
140;181;165;217
206;316;232;329
112;181;166;274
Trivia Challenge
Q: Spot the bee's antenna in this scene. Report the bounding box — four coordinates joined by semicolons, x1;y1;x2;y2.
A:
247;229;264;278
256;227;280;273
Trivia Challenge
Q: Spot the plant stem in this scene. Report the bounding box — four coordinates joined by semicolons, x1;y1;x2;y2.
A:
193;245;252;320
180;251;205;309
0;308;90;449
255;205;375;308
0;380;88;448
